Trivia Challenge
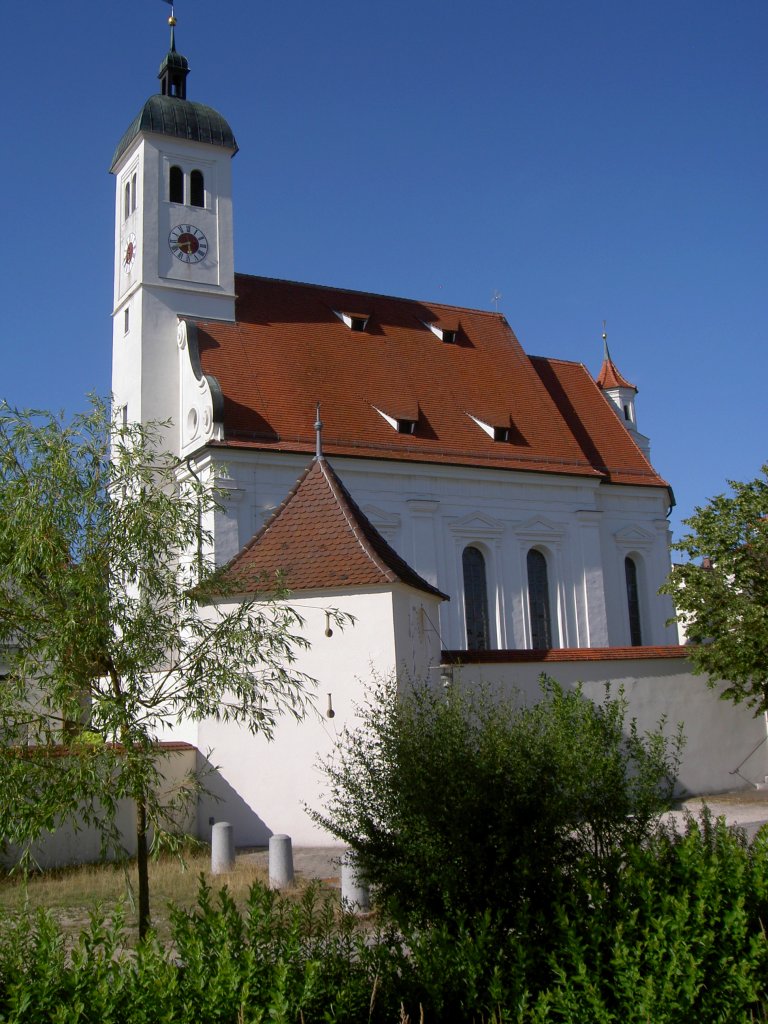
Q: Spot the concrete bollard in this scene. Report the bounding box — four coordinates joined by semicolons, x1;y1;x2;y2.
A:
211;821;235;874
269;833;294;888
341;850;370;912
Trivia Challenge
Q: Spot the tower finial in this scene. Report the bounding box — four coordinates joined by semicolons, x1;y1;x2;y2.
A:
162;1;177;47
158;0;189;99
602;319;609;359
314;403;324;460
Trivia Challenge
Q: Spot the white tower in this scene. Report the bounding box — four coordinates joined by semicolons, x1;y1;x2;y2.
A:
110;14;237;453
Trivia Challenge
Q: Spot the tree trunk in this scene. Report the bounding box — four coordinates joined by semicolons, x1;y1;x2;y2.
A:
136;795;151;939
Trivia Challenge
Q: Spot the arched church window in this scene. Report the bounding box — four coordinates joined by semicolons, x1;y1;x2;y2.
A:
123;181;131;221
169;165;184;204
527;548;553;649
462;545;490;651
190;170;205;208
625;556;642;646
131;173;137;212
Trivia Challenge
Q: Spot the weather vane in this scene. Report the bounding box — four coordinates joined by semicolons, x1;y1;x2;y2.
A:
492;290;502;312
162;0;176;23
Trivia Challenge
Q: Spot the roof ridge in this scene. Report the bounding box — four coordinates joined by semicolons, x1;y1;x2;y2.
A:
316;459;397;582
233;273;508;319
209;456;448;599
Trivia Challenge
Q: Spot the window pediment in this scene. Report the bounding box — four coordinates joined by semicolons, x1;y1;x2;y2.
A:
515;516;565;541
614;525;655;548
449;512;505;537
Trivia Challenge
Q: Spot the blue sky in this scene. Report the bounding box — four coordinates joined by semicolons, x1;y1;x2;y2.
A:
2;1;765;542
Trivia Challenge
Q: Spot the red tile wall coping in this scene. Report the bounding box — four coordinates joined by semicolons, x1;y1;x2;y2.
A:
441;645;690;665
6;741;198;758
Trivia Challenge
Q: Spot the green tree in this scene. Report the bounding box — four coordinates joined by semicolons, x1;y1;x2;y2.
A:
0;399;346;937
661;465;768;713
311;675;682;930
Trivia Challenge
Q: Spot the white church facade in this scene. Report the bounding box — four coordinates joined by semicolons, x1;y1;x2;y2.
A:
103;18;766;848
112;21;678;657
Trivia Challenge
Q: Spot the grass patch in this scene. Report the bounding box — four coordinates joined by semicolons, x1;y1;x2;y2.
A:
0;847;278;945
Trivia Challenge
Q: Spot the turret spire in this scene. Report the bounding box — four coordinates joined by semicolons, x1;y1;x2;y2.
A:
158;6;189;99
315;403;324;461
596;321;636;392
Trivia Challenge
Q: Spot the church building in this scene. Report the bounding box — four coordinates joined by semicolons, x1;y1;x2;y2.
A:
112;19;677;658
105;18;708;845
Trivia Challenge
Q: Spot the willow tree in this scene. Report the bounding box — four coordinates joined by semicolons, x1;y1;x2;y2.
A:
0;399;343;937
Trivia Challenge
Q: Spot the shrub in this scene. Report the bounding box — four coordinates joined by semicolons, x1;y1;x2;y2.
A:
2;832;768;1023
310;675;683;929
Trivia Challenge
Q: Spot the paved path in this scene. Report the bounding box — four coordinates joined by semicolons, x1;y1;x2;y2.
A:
237;791;768;885
671;789;768;841
238;846;344;885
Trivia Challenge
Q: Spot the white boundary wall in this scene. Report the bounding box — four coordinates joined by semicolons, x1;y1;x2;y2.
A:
435;648;768;797
1;745;198;870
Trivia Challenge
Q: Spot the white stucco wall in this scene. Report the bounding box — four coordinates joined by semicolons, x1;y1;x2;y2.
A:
194;448;677;656
435;653;768;797
165;585;444;847
1;746;197;870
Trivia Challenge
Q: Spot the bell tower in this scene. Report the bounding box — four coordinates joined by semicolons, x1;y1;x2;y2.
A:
110;11;238;452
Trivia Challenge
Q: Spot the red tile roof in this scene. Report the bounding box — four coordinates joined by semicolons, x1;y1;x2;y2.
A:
211;455;449;598
596;353;636;391
193;275;667;489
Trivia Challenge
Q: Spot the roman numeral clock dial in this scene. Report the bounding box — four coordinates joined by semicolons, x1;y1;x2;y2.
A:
169;224;208;264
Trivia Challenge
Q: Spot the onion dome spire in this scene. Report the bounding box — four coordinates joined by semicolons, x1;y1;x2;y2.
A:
158;9;190;99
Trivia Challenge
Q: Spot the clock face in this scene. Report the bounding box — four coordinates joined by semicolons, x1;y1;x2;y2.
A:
169;224;209;264
122;232;137;273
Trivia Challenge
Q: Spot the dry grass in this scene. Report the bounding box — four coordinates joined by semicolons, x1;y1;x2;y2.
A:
0;848;282;945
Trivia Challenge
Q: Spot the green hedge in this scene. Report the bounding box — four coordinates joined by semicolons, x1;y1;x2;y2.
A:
2;817;768;1023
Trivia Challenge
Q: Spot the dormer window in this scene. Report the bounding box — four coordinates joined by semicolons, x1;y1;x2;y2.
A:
334;310;370;332
373;406;418;435
425;322;458;344
468;413;511;442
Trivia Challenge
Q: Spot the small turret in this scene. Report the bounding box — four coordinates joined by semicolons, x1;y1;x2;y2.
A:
158;17;190;99
596;325;651;458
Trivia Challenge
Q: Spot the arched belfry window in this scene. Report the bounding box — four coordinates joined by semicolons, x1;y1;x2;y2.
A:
190;170;205;208
462;545;490;651
527;548;553;649
131;173;137;212
123;182;131;221
625;556;643;646
169;165;184;204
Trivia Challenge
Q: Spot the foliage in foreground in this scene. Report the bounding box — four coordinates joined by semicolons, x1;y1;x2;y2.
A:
2;817;768;1022
661;463;768;712
311;675;683;929
0;399;348;936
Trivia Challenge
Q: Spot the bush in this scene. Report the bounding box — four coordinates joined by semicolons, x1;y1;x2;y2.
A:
310;675;683;929
2;828;768;1022
524;815;768;1022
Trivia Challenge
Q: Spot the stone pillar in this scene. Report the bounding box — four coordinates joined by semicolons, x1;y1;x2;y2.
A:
341;850;370;912
211;822;235;874
269;833;294;888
